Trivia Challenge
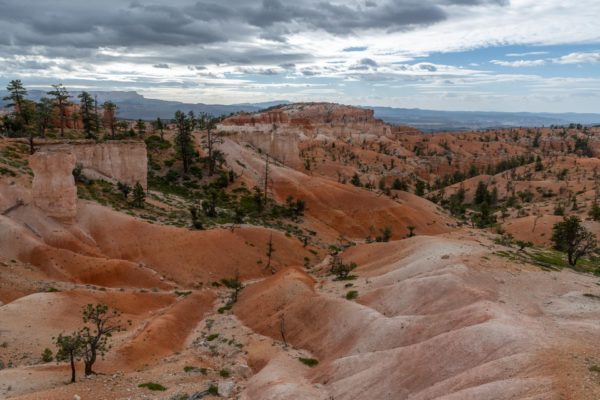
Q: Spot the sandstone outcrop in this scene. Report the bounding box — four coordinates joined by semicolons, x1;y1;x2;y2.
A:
218;103;393;168
69;141;147;189
29;150;77;221
40;141;147;189
221;103;378;127
28;141;147;221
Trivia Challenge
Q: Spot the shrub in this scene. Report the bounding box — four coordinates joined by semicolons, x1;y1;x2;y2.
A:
330;256;357;281
346;290;359;300
208;384;219;395
219;368;231;378
138;382;167;391
206;333;219;341
41;348;53;362
298;357;319;367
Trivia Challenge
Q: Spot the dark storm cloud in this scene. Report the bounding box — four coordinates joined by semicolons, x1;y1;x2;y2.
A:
0;0;509;68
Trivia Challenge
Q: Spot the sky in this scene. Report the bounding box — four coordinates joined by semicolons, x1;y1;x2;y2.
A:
0;0;599;113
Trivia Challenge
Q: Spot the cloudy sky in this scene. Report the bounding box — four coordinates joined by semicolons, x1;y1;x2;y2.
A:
1;0;599;112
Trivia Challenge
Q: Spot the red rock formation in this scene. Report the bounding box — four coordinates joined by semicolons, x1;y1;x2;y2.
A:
221;103;380;127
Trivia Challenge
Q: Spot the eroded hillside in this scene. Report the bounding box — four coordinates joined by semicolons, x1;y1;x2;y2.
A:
1;103;600;399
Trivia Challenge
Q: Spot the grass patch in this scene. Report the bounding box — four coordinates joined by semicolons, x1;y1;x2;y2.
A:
174;290;192;297
590;365;600;373
138;382;167;391
298;357;319;367
219;368;231;377
206;333;219;341
346;290;359;300
218;304;232;314
183;366;207;374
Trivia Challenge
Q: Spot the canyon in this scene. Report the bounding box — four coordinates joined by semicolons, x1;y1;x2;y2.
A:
1;103;600;399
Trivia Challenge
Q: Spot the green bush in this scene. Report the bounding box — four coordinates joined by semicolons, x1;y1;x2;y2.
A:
219;368;231;377
206;333;219;341
346;290;359;300
145;135;171;150
138;382;167;391
299;357;319;367
208;384;219;395
41;348;53;362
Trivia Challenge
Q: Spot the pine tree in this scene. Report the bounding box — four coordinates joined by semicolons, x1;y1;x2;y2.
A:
35;97;54;138
102;101;117;138
198;113;221;176
3;80;27;113
173;111;195;174
132;182;145;208
78;91;98;139
47;84;71;136
79;304;126;376
54;332;83;383
153;117;165;140
552;216;597;266
135;119;146;137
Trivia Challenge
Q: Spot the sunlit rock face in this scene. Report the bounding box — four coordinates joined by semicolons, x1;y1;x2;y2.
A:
68;141;148;189
30;150;78;221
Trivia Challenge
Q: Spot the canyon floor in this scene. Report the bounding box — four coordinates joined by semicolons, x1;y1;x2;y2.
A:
2;103;600;399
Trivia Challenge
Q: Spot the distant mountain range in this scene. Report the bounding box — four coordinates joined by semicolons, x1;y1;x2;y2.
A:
370;106;600;132
0;90;290;121
2;90;600;131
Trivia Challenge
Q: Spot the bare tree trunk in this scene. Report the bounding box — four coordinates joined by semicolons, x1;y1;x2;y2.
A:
207;128;214;176
70;352;76;383
59;103;65;137
264;154;270;205
29;131;34;155
279;314;287;348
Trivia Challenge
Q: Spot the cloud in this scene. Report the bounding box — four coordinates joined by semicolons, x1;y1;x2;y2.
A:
554;51;600;64
0;0;597;113
490;59;546;67
506;51;549;57
343;46;368;52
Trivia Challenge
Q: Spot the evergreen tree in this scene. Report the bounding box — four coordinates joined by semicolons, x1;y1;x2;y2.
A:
78;91;98;139
35;97;54;138
589;201;600;221
153;117;165;140
102;101;118;138
474;181;489;205
173;110;195;174
79;304;126;376
54;332;83;383
3;80;27;114
415;180;426;196
552;216;597;266
198;113;221;176
47;84;71;136
132;182;145;208
135;119;146;137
